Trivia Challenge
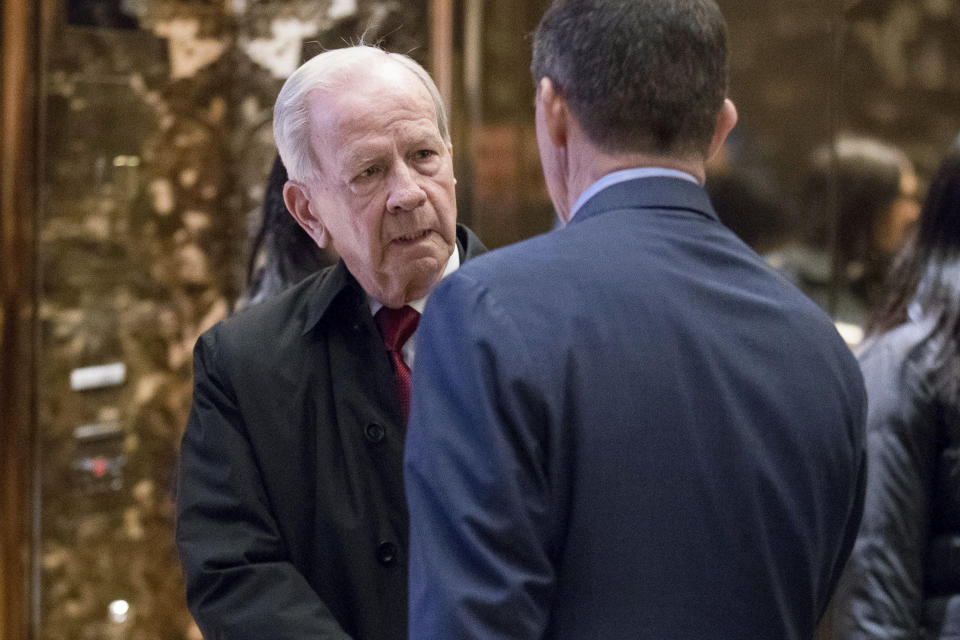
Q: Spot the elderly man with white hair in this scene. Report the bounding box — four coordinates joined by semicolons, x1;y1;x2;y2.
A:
175;45;485;640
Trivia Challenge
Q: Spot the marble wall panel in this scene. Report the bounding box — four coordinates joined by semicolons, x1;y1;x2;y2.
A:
843;0;960;175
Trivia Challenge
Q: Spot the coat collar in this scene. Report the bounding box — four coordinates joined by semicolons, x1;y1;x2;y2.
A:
300;223;486;335
300;260;358;336
568;176;719;228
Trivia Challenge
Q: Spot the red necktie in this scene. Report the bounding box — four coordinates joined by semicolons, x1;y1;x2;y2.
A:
375;305;420;420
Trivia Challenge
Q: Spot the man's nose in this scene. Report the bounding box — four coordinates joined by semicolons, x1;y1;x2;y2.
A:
387;163;427;213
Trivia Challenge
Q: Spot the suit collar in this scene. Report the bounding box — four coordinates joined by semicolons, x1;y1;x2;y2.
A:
301;223;487;335
568;176;719;227
301;260;359;336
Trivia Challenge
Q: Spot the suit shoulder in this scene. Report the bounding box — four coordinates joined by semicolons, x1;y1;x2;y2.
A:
454;231;557;284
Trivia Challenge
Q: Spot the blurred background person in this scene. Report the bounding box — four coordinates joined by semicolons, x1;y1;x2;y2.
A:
705;125;797;257
770;134;921;344
706;164;793;255
833;142;960;638
236;156;338;309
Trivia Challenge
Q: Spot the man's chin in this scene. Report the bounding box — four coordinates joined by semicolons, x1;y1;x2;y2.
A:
380;260;448;306
389;229;452;253
387;234;454;267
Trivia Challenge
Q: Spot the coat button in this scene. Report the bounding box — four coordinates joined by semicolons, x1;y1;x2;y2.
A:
376;541;398;566
364;422;385;443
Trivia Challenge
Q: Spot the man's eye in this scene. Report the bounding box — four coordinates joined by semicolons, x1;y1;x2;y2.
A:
357;166;381;179
415;149;438;160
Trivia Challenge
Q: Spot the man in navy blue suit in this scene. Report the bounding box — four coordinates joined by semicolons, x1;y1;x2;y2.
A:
404;1;867;638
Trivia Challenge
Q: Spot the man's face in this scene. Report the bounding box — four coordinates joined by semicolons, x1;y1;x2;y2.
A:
874;163;921;255
299;63;457;308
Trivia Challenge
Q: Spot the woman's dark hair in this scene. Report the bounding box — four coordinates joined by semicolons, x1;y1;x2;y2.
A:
868;144;960;401
804;135;909;270
236;156;337;309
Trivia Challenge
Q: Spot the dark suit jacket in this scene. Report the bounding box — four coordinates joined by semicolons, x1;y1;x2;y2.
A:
176;225;485;640
405;178;867;639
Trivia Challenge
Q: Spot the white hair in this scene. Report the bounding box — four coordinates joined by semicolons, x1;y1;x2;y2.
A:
273;45;451;183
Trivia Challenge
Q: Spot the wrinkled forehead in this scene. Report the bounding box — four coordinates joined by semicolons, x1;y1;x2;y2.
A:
308;61;439;136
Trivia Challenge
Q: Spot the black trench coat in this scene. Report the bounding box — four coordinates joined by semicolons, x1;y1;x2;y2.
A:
176;225;485;639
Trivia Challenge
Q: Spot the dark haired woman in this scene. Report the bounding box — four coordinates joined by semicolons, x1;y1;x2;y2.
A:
834;144;960;638
236;156;337;309
771;135;920;344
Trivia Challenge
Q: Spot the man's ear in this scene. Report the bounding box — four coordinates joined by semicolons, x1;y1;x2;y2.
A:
446;143;457;185
707;98;738;162
283;180;330;248
538;77;569;148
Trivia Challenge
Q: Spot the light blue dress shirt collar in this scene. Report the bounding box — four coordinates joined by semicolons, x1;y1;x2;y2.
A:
568;167;700;221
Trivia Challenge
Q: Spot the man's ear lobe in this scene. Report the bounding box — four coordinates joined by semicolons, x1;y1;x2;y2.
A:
707;98;738;162
283;180;330;248
539;77;568;148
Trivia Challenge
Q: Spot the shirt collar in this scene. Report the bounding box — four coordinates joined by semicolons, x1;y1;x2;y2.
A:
568;167;699;221
368;246;461;316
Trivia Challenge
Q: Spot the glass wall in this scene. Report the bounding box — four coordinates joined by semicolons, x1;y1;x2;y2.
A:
450;0;960;343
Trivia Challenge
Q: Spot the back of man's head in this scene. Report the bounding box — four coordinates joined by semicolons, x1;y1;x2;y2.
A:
531;0;728;160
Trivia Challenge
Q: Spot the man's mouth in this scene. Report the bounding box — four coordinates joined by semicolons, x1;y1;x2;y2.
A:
394;230;431;243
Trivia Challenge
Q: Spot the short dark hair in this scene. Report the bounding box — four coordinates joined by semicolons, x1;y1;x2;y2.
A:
530;0;728;158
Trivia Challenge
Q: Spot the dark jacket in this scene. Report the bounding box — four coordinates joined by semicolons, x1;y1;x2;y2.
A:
406;177;867;640
835;311;960;639
176;225;485;640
